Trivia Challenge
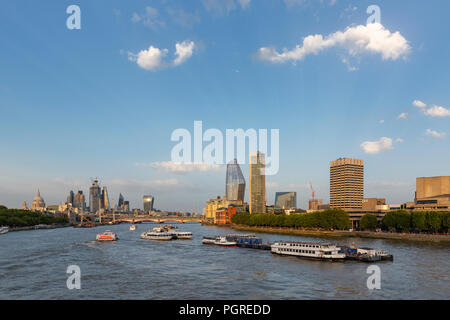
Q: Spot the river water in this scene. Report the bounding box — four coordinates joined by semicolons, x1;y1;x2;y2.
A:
0;223;449;299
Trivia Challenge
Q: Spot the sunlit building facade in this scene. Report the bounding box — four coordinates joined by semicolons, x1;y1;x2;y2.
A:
249;152;266;214
89;180;101;213
143;195;154;213
330;158;364;210
275;192;297;209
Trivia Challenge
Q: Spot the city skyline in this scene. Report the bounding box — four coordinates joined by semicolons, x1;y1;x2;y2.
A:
1;1;449;211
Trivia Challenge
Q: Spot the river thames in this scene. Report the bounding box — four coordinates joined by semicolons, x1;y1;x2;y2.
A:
0;223;449;299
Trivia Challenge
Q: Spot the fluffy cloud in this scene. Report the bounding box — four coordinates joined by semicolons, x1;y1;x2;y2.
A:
425;129;446;139
360;137;395;154
412;100;450;117
128;41;196;71
256;23;410;65
137;161;224;174
131;6;165;30
397;112;407;120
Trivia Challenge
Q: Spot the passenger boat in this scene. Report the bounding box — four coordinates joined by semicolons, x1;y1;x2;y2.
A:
202;236;237;246
376;249;394;261
129;225;136;231
0;226;9;235
271;241;345;261
141;230;173;241
173;231;193;240
96;230;118;241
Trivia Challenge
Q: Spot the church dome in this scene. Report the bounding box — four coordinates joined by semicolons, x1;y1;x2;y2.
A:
32;189;46;210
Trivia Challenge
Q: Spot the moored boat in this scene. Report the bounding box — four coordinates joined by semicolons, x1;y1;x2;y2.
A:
96;230;118;241
0;226;9;235
141;230;173;241
202;236;237;246
271;241;345;261
173;231;192;240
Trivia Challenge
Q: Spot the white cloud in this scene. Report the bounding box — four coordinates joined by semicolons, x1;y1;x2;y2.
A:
424;105;450;117
137;161;224;174
174;41;196;66
397;112;408;120
128;41;196;71
256;23;411;66
413;100;427;109
131;6;165;30
395;138;404;143
360;137;394;154
379;120;385;124
202;0;250;14
412;100;450;117
425;129;446;139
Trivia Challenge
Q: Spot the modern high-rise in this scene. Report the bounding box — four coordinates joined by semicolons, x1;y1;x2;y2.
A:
101;187;110;210
117;193;124;209
143;195;154;213
67;190;74;205
330;158;364;210
73;191;86;211
275;192;297;209
226;159;246;202
249;152;266;214
89;180;101;213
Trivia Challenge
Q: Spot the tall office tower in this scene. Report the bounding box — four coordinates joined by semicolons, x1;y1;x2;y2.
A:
275;192;297;209
226;159;246;202
117;193;124;209
89;180;101;213
123;201;130;213
101;187;110;210
249;152;266;214
143;195;154;213
67;190;74;205
330;158;364;210
74;191;86;211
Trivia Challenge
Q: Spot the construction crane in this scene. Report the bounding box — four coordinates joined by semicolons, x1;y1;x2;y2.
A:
309;182;315;201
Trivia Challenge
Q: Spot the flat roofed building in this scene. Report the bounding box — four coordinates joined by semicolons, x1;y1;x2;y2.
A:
330;158;364;210
415;176;450;211
275;192;297;209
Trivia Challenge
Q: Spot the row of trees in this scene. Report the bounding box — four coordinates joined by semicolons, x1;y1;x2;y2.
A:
360;211;449;233
0;206;68;227
231;209;352;230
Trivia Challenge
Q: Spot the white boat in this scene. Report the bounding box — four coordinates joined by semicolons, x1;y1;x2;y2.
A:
0;226;9;235
130;225;136;231
202;236;236;246
96;230;118;241
141;231;173;241
271;241;345;260
173;231;193;240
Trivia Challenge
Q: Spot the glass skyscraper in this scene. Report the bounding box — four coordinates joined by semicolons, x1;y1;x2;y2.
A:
226;159;246;202
275;192;297;209
89;180;101;213
143;195;154;213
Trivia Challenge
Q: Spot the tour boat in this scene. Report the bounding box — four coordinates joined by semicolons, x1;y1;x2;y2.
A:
0;226;9;235
173;231;193;240
376;249;394;261
202;236;236;246
271;241;345;261
129;225;136;231
141;231;173;241
96;230;118;242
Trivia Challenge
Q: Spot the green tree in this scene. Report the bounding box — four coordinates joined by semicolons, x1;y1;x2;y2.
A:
360;214;378;230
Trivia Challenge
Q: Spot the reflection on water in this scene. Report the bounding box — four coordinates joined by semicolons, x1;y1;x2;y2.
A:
0;223;449;299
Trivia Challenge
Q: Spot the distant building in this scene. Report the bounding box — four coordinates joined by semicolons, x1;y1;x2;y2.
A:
275;192;297;209
249;152;266;214
122;201;130;213
308;199;323;211
117;193;124;209
415;176;450;211
204;196;247;223
22;201;28;210
330;158;364;210
73;191;86;212
143;195;154;213
226;159;246;202
215;205;244;225
362;198;386;210
31;189;46;211
101;187;110;210
89;180;101;213
67;190;74;206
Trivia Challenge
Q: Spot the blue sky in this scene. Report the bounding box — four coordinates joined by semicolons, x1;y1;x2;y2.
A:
0;0;449;212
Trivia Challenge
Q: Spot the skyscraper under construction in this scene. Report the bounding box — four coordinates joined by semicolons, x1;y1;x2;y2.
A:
249;152;266;214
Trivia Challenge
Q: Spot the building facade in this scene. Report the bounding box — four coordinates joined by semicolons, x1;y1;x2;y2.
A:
226;159;246;202
31;189;46;211
415;176;450;211
308;199;323;211
249;152;266;214
101;187;110;210
330;158;364;210
275;192;297;209
143;195;154;213
73;191;86;212
89;180;101;213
